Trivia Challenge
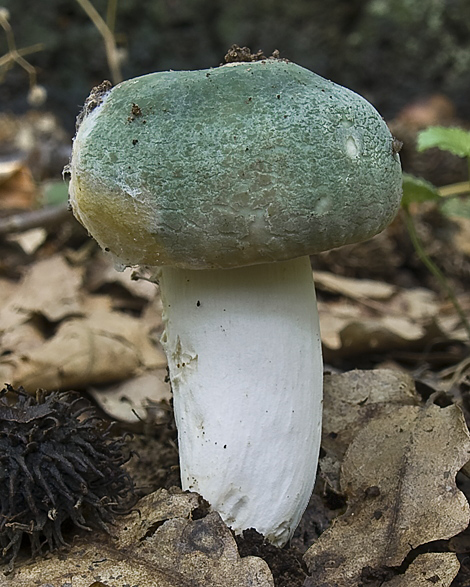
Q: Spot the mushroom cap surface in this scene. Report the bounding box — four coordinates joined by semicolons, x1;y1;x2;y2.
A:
70;60;402;269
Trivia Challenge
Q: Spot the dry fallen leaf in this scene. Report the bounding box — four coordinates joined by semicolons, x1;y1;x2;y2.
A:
393;288;441;321
88;370;171;423
314;270;397;300
87;251;157;301
1;311;166;391
304;404;470;586
322;369;419;459
2;254;83;323
320;369;419;492
452;216;470;255
317;274;467;361
320;298;447;361
0;278;17;306
1;488;274;587
8;227;47;254
384;553;460;586
0;161;36;210
0;321;45;358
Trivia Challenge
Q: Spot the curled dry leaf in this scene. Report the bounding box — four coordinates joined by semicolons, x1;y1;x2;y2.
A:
114;488;202;548
2;311;166;392
320;299;444;358
317;276;467;361
3;488;274;587
395;288;442;321
304;404;470;586
142;512;273;586
0;256;83;337
6;255;83;322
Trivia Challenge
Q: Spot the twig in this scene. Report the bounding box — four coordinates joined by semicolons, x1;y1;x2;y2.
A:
75;0;122;84
403;206;470;340
439;356;470;391
0;11;44;88
438;181;470;198
0;203;71;236
0;43;45;71
106;0;118;34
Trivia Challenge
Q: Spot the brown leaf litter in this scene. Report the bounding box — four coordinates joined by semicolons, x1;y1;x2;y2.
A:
305;402;470;586
1;489;274;587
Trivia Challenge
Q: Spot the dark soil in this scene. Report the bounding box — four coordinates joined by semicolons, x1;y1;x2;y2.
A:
223;44;281;63
235;529;307;587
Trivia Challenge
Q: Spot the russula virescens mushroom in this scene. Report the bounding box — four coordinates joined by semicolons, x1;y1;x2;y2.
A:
68;58;402;546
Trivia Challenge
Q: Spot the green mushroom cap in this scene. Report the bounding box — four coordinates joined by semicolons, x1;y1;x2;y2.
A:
69;60;402;269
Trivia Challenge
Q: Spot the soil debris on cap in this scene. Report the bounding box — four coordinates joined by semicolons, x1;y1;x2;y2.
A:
131;103;142;117
224;44;281;63
76;80;113;130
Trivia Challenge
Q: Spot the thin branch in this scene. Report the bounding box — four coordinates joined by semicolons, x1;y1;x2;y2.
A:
0;203;71;237
0;12;43;88
106;0;118;34
438;181;470;198
0;43;45;69
75;0;122;84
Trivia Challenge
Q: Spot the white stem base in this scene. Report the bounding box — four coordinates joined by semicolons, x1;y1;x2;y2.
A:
158;256;322;546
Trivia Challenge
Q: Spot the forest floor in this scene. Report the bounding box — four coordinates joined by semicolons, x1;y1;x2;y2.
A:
0;95;469;586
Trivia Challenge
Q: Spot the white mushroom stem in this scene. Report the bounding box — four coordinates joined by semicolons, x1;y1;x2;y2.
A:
158;255;323;547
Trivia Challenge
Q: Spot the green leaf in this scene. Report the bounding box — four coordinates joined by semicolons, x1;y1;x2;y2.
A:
441;196;470;220
41;180;69;206
417;126;470;158
401;173;440;208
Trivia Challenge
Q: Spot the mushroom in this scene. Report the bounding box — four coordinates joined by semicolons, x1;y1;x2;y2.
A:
68;59;402;546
